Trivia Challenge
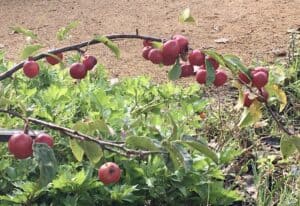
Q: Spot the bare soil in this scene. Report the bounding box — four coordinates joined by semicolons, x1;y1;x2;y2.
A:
0;0;299;82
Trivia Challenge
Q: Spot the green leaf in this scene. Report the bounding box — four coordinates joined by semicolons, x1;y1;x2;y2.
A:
168;113;179;140
280;137;297;159
265;84;287;112
203;50;226;67
238;100;262;127
163;141;192;172
56;21;79;41
223;54;249;75
179;8;195;23
94;35;120;58
182;140;219;163
11;26;37;39
21;44;43;59
126;136;161;151
80;141;103;165
205;59;215;86
168;59;181;80
151;41;163;49
69;139;84;162
33;143;58;187
172;142;192;173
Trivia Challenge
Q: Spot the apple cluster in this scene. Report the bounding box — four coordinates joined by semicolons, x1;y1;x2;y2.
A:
22;53;98;80
141;35;227;87
238;67;269;108
8;132;54;159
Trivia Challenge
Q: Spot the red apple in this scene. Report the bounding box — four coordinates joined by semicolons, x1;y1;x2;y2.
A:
243;92;254;107
251;71;268;88
196;69;207;84
180;63;194;77
23;60;39;78
172;35;188;53
206;56;219;70
98;162;121;185
162;40;180;59
257;88;269;102
213;69;227;87
252;67;269;78
148;49;163;64
46;53;63;65
69;63;87;79
188;50;205;66
143;40;152;47
142;46;152;60
162;55;177;66
238;72;251;84
8;133;33;159
35;133;54;148
82;55;97;70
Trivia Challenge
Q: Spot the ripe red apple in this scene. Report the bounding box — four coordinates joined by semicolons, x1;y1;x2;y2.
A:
69;63;87;79
180;63;194;77
238;72;251;84
172;35;188;53
243;92;254;107
148;49;163;64
188;50;205;66
8;133;33;159
98;162;121;185
257;88;269;102
46;53;63;65
35;133;54;148
252;67;269;78
162;55;177;66
213;69;227;87
23;60;39;78
251;71;268;88
196;69;207;84
142;46;152;60
162;40;180;59
206;56;219;70
82;55;97;70
143;40;152;47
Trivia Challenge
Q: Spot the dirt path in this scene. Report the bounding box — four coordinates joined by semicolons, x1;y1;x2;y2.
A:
0;0;299;82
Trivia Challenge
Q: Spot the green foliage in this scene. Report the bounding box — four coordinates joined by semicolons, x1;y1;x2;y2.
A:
11;26;38;39
21;44;43;59
179;8;195;23
168;59;181;80
56;21;79;41
94;35;120;58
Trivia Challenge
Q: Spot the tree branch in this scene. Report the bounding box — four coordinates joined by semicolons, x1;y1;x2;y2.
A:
0;109;165;157
0;34;163;81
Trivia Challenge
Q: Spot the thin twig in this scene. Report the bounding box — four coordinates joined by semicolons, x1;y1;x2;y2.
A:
0;109;166;157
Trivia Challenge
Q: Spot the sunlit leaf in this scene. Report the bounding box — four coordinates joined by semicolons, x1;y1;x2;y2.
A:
126;136;160;151
151;41;163;49
21;44;43;59
80;141;103;165
168;59;181;81
265;84;287;112
94;35;120;58
69;139;84;162
11;26;37;39
179;8;195;23
238;100;262;127
56;21;79;41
